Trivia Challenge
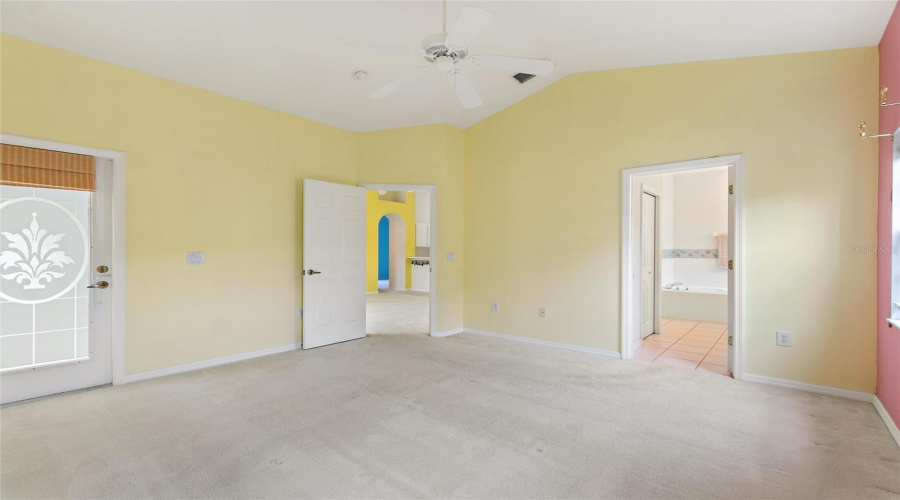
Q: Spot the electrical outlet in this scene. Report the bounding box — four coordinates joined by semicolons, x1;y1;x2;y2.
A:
491;302;500;312
447;252;455;262
538;307;546;318
776;331;792;347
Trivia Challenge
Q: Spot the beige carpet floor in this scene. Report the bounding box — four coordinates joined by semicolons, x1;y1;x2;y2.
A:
366;290;429;334
1;333;899;499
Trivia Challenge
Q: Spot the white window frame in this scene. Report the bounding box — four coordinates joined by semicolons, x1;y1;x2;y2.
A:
889;129;900;328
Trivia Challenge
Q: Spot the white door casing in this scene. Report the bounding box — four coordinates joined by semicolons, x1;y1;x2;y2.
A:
0;159;114;404
302;179;366;349
727;164;737;374
621;154;743;379
641;192;657;338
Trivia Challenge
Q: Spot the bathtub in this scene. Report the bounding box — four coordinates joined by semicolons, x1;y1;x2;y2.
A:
661;286;727;323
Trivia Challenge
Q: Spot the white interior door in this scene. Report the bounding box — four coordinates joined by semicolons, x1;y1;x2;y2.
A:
302;179;366;349
0;158;113;404
641;192;657;338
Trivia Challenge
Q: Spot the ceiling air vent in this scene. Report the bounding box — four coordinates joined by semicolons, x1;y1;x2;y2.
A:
512;72;537;84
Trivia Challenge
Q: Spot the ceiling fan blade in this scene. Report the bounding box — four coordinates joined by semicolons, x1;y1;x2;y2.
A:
370;67;430;99
449;70;483;109
338;36;424;57
444;6;494;48
469;55;555;76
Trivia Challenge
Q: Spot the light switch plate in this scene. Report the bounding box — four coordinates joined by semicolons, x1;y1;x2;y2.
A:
447;252;455;262
776;331;791;347
491;302;500;312
187;252;205;265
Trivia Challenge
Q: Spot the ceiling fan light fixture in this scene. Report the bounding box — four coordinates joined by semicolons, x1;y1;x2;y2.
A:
435;56;455;73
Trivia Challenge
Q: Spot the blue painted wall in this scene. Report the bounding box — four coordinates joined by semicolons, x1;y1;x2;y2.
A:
378;216;389;280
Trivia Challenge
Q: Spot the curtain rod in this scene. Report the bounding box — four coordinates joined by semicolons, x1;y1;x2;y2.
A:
856;87;897;142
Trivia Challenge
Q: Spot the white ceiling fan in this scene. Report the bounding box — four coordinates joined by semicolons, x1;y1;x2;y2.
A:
340;3;555;109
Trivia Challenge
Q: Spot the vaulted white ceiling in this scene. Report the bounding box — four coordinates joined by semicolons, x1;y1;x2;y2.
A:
1;1;894;132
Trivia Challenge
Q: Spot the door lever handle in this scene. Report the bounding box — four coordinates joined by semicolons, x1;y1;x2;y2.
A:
306;270;322;275
87;281;109;289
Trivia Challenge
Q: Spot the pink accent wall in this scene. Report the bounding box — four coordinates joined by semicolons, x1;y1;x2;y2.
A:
877;0;900;427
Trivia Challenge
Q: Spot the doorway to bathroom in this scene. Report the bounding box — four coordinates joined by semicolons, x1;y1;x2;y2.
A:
621;155;744;379
361;184;436;336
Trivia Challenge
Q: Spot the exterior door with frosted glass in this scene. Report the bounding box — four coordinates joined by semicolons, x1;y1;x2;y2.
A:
0;158;112;404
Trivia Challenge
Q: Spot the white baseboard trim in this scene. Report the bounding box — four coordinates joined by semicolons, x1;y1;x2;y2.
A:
431;328;463;338
463;328;622;360
123;342;302;384
366;291;378;295
742;373;873;402
874;395;900;448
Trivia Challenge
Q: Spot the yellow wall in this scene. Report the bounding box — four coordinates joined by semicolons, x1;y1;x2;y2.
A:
0;35;466;370
0;35;361;373
357;125;465;333
365;191;415;292
464;48;879;392
1;34;880;392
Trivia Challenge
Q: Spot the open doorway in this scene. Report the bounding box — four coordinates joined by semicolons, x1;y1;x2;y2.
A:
361;185;436;336
622;155;744;379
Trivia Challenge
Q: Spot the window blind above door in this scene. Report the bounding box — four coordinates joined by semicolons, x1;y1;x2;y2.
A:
1;144;95;192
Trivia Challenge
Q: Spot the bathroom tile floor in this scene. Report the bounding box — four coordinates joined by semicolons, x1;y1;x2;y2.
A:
634;319;730;376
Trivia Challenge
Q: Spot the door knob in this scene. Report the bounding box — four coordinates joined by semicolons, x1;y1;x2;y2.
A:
306;270;322;275
87;281;109;289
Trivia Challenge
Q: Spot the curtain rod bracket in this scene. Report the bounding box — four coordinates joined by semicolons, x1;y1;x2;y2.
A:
882;86;900;108
859;122;894;141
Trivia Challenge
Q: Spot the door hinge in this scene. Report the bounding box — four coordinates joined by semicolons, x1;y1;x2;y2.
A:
728;260;734;270
728;336;733;346
728;185;734;195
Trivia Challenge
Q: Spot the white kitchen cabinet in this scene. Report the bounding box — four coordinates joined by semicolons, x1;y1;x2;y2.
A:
415;223;430;247
410;257;430;292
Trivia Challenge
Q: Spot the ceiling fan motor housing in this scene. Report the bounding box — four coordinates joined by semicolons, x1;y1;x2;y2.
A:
422;32;466;63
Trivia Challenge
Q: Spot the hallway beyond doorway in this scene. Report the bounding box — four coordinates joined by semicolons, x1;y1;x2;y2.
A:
366;290;429;335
